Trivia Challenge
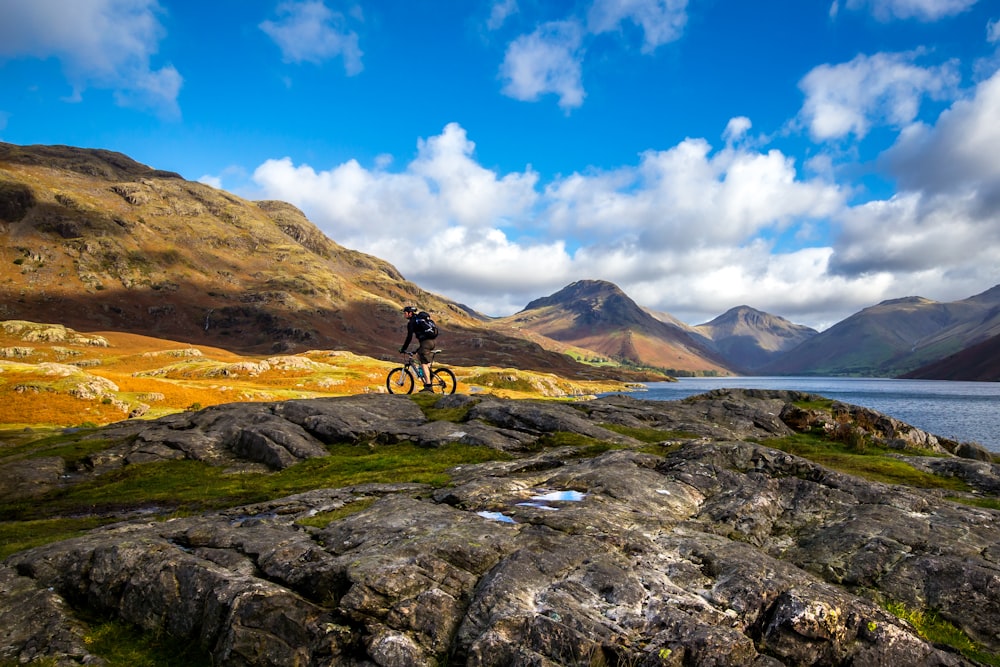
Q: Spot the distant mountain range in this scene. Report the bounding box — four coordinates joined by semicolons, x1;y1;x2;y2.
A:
2;142;998;381
755;289;1000;378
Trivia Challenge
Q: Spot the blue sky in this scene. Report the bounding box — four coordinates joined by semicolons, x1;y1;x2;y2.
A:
2;0;999;330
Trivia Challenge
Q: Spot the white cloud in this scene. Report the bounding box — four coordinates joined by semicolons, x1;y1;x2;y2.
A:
988;18;1000;43
883;68;1000;206
487;0;519;31
252;123;866;327
0;0;181;117
723;116;752;144
260;0;363;75
250;111;1000;328
798;52;960;141
542;137;844;250
499;21;585;109
587;0;689;53
821;68;1000;309
842;0;979;21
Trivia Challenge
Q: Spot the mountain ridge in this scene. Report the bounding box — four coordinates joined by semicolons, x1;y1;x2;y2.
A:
1;141;657;381
502;279;735;375
756;287;1000;377
4;141;999;381
693;305;818;373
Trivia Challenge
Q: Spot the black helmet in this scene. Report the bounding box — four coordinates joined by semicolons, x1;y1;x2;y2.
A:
403;305;418;314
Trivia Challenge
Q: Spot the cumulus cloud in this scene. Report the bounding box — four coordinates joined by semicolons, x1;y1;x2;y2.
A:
798;51;960;141
251;122;875;326
0;0;181;117
822;67;1000;310
882;68;1000;208
587;0;689;53
499;21;585;109
543;138;844;251
251;91;1000;327
260;0;363;74
839;0;979;21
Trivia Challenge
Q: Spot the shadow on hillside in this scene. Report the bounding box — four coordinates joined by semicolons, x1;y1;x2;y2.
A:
2;286;654;381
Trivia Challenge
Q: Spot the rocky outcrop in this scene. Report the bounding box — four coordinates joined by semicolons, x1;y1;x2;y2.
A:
2;389;998;666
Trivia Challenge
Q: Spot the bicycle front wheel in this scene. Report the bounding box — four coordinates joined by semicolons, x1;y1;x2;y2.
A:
386;368;415;394
430;368;457;395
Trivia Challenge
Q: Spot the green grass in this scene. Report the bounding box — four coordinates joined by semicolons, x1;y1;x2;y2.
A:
0;613;214;667
948;495;1000;511
763;433;971;491
296;497;377;528
410;391;472;422
883;601;1000;666
0;440;508;559
0;426;108;462
791;397;835;411
82;615;212;667
464;371;537;392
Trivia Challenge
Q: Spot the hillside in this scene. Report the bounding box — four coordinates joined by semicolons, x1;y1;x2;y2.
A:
0;142;660;382
901;332;1000;381
757;289;1000;377
693;306;817;372
499;280;734;375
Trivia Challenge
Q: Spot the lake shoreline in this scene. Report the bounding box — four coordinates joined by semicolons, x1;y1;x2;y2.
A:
620;376;1000;452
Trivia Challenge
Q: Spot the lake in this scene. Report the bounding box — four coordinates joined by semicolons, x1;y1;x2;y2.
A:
625;377;1000;452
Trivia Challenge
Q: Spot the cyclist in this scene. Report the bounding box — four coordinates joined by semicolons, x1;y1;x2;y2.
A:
399;305;436;392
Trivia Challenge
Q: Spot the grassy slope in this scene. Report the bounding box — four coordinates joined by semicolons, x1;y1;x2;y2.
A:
0;320;636;430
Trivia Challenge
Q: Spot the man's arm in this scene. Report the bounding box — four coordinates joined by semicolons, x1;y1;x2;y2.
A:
400;322;414;352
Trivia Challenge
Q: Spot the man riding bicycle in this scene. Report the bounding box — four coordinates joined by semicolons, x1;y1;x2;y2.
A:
399;306;437;392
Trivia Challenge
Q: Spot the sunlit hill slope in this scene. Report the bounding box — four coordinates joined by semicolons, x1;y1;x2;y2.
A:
0;142;661;382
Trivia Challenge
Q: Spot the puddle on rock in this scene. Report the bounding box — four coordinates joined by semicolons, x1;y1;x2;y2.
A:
531;490;586;502
477;510;516;523
516;489;587;511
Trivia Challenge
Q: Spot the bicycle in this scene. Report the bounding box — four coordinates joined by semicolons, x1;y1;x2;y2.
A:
386;349;457;395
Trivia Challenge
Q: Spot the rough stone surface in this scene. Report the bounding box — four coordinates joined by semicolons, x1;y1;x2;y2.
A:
1;389;998;666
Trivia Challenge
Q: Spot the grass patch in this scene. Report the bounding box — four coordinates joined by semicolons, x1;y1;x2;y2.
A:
80;615;212;667
0;515;109;560
4;432;115;466
0;426;67;450
464;371;536;393
792;398;835;411
763;433;971;491
948;495;1000;511
534;431;618;457
296;497;377;528
883;601;1000;666
409;393;472;422
0;441;508;558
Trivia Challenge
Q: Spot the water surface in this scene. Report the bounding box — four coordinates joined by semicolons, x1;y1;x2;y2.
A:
622;377;1000;452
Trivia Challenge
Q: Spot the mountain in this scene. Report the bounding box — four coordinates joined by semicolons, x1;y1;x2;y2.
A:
498;280;734;375
757;288;1000;377
901;332;1000;381
693;306;818;372
0;142;658;380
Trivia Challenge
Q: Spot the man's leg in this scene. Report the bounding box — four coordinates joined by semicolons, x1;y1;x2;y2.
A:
418;340;435;386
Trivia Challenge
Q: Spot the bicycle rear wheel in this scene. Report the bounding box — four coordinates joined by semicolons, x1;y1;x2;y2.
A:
386;368;415;394
430;368;457;395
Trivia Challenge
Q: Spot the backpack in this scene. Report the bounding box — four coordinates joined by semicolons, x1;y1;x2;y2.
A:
413;311;439;340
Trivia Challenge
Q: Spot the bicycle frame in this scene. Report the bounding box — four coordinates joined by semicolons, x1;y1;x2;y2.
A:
385;350;456;395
